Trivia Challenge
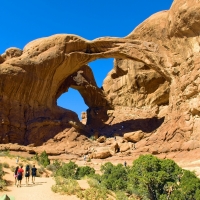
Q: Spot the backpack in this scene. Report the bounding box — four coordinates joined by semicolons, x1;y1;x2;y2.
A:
18;171;22;176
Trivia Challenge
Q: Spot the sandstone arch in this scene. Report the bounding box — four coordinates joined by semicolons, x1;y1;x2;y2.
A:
0;35;172;145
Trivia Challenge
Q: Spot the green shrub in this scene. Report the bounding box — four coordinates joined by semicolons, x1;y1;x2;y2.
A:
0;179;6;190
172;170;200;199
37;166;45;176
127;154;200;200
2;162;9;168
46;160;62;177
115;191;129;200
52;160;62;169
77;185;112;200
55;161;78;179
87;178;100;188
51;176;81;195
0;150;10;157
90;135;95;141
46;164;57;172
100;162;128;191
50;160;62;172
75;166;95;179
38;151;50;167
33;153;39;161
0;164;5;179
10;166;15;172
0;164;6;190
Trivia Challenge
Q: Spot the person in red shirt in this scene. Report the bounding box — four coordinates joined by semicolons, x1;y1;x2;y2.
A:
17;166;24;187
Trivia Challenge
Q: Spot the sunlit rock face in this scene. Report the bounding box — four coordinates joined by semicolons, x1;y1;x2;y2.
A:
1;0;200;155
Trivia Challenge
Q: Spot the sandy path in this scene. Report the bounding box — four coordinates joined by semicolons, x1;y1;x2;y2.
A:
0;156;82;200
1;177;80;200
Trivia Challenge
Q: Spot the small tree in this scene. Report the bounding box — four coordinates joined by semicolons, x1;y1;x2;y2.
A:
75;166;95;179
38;151;50;167
55;161;78;179
101;162;128;191
127;155;182;200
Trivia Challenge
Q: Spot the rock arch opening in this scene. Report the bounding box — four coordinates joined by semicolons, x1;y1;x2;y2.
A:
57;88;88;120
56;58;115;126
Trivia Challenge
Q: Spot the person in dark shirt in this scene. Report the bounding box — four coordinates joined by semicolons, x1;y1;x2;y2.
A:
25;165;30;185
31;165;37;184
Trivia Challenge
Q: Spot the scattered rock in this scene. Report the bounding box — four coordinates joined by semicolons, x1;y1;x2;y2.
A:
97;136;106;143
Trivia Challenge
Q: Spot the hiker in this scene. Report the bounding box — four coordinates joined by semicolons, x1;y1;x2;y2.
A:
25;165;30;185
17;166;24;187
31;165;37;184
16;156;19;164
84;155;86;161
14;166;19;185
124;161;127;167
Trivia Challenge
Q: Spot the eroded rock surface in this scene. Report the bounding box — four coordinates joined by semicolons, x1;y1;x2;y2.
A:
1;0;200;159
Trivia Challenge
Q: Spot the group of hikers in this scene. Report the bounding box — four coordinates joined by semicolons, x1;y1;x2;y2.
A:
14;165;37;187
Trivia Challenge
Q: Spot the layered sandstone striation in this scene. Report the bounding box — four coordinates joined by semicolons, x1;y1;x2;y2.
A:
1;0;200;158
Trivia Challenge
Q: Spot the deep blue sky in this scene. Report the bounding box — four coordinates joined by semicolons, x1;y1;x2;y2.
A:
0;0;173;119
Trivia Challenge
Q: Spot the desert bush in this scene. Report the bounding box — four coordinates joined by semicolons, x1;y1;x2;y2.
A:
0;164;5;179
100;162;128;191
33;153;39;161
20;158;29;163
26;157;32;161
51;176;81;195
87;178;100;188
127;154;200;200
0;150;10;157
37;166;45;177
0;163;6;190
77;185;112;200
47;160;62;172
10;166;15;172
55;161;78;179
115;191;129;200
2;162;9;168
75;166;95;180
169;170;200;200
89;135;95;141
46;164;56;172
0;179;6;190
38;151;50;167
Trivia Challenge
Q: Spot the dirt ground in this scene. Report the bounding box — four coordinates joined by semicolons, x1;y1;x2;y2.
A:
0;156;89;200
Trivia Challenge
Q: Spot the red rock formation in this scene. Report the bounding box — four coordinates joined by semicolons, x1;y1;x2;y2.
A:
1;0;200;158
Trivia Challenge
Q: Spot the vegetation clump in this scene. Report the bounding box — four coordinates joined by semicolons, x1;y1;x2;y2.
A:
0;163;6;190
52;176;81;195
50;155;200;200
37;151;50;167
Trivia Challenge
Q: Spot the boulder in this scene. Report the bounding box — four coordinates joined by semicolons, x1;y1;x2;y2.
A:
90;147;111;159
124;131;144;143
97;136;106;143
